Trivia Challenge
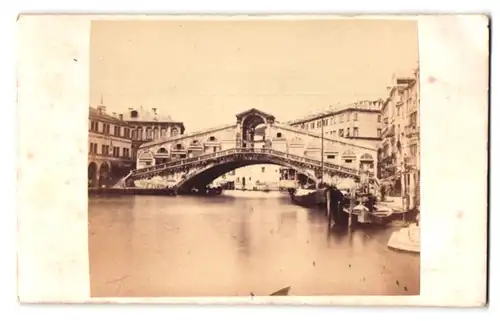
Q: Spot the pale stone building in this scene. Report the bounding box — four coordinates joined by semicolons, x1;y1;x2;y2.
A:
288;100;384;148
379;68;420;209
88;104;134;187
122;106;186;162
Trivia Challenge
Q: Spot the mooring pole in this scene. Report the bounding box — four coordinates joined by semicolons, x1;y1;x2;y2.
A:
348;189;354;228
326;188;331;218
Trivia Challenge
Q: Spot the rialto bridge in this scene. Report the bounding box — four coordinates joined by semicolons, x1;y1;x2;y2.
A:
116;109;378;193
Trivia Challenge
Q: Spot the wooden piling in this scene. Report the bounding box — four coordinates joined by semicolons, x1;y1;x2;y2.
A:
326;188;331;218
348;190;354;228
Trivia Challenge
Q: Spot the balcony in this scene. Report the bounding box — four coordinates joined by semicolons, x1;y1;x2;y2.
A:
405;125;420;138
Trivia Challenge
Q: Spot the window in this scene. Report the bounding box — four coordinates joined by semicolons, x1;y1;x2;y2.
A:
160;128;166;137
327;155;336;159
333;130;336;136
89;143;97;154
146;128;152;139
346;127;350;137
340;115;344;123
123;148;130;158
114;126;121;136
397;106;400;116
311;122;315;129
101;145;109;155
124;128;130;138
276;132;282;138
209;136;216;141
171;128;179;137
136;127;142;140
353;127;359;137
317;120;321;127
113;146;120;157
323;119;327;126
345;159;353;164
347;113;350;121
131;110;139;118
333;116;336;124
90;121;99;132
353;113;358;121
176;143;182;149
339;129;344;137
377;128;382;137
153;128;159;140
101;123;110;134
377;115;381;123
213;146;217;153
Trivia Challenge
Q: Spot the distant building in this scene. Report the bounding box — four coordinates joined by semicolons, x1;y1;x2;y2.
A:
379;68;420;209
122;106;186;163
288;99;384;147
88;104;134;188
215;165;283;190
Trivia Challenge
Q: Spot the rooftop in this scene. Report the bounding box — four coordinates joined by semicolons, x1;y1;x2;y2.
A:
89;106;129;126
122;106;182;123
288;99;384;125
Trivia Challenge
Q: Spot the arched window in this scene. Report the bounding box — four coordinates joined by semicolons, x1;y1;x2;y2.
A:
176;143;183;150
157;147;167;154
146;127;152;139
209;136;216;141
153;128;159;140
171;128;179;137
137;127;143;140
131;110;139;118
276;132;283;138
160;128;166;137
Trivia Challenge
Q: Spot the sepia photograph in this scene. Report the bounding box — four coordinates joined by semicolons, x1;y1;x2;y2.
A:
86;17;421;298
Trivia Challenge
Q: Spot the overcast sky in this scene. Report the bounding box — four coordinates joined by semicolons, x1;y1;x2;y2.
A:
90;18;418;131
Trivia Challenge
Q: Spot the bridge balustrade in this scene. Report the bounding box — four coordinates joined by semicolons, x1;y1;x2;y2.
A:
132;147;373;180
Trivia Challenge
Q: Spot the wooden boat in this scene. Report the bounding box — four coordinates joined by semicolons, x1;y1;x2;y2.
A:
289;188;326;208
370;205;394;224
270;286;291;296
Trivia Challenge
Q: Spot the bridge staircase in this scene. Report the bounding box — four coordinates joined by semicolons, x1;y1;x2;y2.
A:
127;148;375;183
112;172;132;188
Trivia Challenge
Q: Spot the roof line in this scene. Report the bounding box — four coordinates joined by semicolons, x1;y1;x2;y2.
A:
140;123;237;149
273;123;377;151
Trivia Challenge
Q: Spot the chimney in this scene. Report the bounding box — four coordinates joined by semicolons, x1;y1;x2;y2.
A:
152;108;157;114
119;114;123;121
112;112;117;117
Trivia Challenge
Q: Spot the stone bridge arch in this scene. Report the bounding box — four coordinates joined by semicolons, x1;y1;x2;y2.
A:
174;155;318;193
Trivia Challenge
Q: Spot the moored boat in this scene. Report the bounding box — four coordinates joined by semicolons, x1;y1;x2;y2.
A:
289;188;327;208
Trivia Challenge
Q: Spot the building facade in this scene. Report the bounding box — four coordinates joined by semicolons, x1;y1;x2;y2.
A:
379;68;420;210
214;165;283;190
288;100;384;147
278;100;383;188
122;106;186;164
88;105;134;188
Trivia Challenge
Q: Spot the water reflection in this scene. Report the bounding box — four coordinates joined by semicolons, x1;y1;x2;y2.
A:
89;192;420;297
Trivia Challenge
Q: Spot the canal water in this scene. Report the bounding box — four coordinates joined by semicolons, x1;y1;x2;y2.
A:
88;191;420;297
